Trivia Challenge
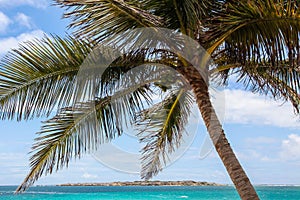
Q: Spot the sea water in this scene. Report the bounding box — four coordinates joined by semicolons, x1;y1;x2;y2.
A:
0;185;300;200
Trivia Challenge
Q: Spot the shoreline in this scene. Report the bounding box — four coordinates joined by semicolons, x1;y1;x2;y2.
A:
57;180;225;187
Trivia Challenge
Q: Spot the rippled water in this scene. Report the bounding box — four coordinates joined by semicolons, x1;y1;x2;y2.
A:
1;185;300;199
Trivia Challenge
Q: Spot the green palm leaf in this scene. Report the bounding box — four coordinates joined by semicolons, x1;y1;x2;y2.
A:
55;0;213;42
55;0;163;41
16;56;192;191
207;0;300;112
212;51;300;112
0;35;93;120
144;0;210;35
137;88;194;180
206;0;300;55
234;64;300;112
16;83;153;193
99;49;150;95
16;98;110;193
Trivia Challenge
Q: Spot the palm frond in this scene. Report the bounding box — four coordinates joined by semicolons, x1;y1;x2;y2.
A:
234;63;300;113
55;0;163;42
16;83;153;193
16;61;185;192
99;47;186;96
100;49;149;95
0;35;93;120
144;0;211;35
137;88;194;180
15;98;110;193
206;0;300;62
207;1;300;111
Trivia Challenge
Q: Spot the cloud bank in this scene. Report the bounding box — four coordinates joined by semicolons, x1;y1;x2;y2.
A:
224;89;300;128
0;29;45;55
0;12;11;33
280;134;300;161
0;0;48;9
15;13;33;29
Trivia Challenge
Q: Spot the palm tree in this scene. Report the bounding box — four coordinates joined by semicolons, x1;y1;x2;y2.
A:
0;1;299;199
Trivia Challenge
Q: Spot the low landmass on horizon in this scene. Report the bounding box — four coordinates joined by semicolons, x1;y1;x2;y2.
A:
58;180;224;187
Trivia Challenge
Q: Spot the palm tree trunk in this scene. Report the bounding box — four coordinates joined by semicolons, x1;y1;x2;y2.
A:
178;66;260;200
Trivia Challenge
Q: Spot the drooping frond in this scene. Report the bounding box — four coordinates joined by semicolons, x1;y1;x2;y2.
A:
206;0;300;55
55;0;163;42
55;0;214;41
137;88;194;180
15;98;110;193
16;83;153;193
0;35;93;120
207;0;300;112
16;60;187;192
234;64;300;113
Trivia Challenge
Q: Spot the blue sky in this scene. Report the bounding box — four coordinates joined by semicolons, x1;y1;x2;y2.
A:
0;0;300;186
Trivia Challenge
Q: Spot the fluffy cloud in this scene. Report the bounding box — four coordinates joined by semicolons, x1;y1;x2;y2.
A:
0;0;48;8
0;29;45;55
245;136;277;144
82;172;98;179
0;12;35;34
15;13;33;29
224;89;300;128
0;12;11;33
280;134;300;161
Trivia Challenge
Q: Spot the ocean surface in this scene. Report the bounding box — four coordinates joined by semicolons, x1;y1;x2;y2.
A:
0;185;300;200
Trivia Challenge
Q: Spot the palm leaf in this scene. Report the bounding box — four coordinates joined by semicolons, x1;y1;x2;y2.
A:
0;35;93;120
55;0;163;42
16;83;153;193
16;62;185;192
234;63;300;113
206;0;300;55
207;0;300;112
99;49;149;95
144;0;211;35
15;98;110;193
99;48;186;95
212;50;300;113
136;88;194;180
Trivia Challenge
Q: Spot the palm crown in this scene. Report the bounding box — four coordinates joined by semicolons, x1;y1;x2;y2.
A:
0;1;299;199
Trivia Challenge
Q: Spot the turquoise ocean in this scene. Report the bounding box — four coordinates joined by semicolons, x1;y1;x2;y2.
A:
1;185;300;200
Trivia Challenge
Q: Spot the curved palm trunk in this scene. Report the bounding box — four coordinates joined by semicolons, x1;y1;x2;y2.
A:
179;66;260;200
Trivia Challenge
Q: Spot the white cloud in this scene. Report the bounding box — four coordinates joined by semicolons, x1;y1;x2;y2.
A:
0;12;11;33
280;134;300;161
245;136;277;144
211;170;227;179
15;13;33;29
224;89;300;128
236;149;276;162
0;0;48;9
82;172;98;179
0;29;45;55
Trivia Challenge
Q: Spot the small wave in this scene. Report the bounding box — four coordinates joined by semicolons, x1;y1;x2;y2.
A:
0;192;14;196
179;195;188;198
258;184;300;187
26;191;66;195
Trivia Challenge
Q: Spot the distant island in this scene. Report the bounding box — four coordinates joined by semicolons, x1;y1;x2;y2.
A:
58;180;224;187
